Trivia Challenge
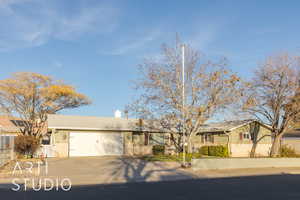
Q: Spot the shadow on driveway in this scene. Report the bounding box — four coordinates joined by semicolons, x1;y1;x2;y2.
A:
107;157;198;182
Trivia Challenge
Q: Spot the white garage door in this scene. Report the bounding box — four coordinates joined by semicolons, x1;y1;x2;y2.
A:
69;132;123;157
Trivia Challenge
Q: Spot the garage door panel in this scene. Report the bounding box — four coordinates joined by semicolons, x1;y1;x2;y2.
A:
69;132;123;157
99;133;123;155
69;133;96;156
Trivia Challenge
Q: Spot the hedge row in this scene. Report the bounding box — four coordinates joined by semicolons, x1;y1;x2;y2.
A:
152;145;165;155
199;145;229;157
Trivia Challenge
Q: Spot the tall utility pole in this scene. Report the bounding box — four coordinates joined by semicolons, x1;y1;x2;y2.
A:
182;44;186;167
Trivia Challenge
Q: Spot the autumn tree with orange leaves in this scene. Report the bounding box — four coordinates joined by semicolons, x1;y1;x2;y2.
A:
128;40;243;153
0;72;91;138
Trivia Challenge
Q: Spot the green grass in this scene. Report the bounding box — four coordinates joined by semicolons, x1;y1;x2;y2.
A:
141;155;181;162
141;154;300;162
141;153;202;162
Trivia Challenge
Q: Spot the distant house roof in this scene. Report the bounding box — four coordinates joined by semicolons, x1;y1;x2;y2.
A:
198;119;271;133
0;116;22;133
47;114;271;134
47;114;142;131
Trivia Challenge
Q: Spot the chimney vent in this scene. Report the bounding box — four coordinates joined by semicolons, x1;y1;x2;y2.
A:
114;110;122;118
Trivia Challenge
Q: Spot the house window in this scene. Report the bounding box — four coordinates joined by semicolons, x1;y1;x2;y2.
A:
144;132;150;145
149;133;165;145
243;133;250;140
240;132;250;141
0;136;14;149
202;134;214;143
138;132;168;146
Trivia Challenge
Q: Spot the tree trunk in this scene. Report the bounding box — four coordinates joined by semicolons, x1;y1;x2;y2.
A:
250;142;257;158
270;135;282;157
186;135;193;154
170;133;182;153
249;122;260;158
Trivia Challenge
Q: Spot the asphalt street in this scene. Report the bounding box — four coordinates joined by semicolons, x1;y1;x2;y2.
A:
1;174;300;200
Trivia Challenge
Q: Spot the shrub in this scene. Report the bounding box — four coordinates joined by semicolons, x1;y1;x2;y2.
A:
208;146;217;156
14;135;40;157
280;145;297;157
199;146;209;155
152;145;165;155
213;145;229;157
199;145;229;157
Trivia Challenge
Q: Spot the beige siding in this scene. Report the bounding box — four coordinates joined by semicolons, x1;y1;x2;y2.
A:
230;144;271;157
214;134;229;144
130;132;170;155
191;122;272;157
229;122;272;157
229;122;271;144
54;130;68;143
282;138;300;154
191;134;229;151
52;130;69;157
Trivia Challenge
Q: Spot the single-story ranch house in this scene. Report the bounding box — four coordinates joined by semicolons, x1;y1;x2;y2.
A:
0;114;273;158
42;114;272;158
44;114;159;157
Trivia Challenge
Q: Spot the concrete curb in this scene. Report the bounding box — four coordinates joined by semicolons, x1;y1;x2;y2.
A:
192;158;300;170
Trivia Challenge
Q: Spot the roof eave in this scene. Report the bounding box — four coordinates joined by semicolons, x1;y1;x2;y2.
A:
48;126;163;133
228;120;272;131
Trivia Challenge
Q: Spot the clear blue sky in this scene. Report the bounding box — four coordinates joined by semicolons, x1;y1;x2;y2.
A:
0;0;299;117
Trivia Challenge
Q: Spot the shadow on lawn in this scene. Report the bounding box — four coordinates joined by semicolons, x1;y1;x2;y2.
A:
1;174;300;200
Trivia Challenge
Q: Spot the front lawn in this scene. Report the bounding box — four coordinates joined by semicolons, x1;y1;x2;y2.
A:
141;153;202;162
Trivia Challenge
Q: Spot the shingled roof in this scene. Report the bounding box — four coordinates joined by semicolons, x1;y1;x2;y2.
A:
0;116;22;133
198;119;262;133
47;114;269;133
47;114;141;131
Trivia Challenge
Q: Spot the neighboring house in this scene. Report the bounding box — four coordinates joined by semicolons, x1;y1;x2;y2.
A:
281;128;300;153
45;115;272;158
0;116;20;166
193;119;273;157
0;116;50;160
0;115;21;144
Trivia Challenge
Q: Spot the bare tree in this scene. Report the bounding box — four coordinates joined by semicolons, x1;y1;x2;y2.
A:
242;54;300;157
0;72;91;138
128;40;243;153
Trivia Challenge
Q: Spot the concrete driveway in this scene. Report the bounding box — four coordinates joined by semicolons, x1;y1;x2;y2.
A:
35;156;199;185
3;156;300;187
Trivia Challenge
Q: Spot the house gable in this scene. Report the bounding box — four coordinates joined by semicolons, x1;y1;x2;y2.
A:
229;121;272;144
